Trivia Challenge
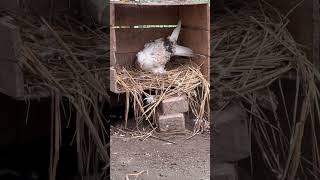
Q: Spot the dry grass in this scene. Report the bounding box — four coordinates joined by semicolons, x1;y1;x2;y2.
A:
115;59;210;133
0;10;110;179
212;1;320;179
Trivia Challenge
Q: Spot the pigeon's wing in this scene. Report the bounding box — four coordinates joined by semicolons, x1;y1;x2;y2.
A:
149;41;171;66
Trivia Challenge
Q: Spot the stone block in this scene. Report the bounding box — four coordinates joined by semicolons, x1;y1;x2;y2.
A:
160;95;188;115
212;103;251;162
0;17;24;98
158;113;185;132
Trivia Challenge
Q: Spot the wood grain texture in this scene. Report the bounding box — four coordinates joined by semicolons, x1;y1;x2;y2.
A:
113;4;179;26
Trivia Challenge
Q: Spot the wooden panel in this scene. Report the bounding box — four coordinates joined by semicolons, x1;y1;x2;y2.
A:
110;3;115;26
112;4;179;26
179;4;210;30
180;28;209;56
193;55;210;81
111;52;136;67
110;27;116;51
110;67;120;93
114;27;209;55
114;27;174;53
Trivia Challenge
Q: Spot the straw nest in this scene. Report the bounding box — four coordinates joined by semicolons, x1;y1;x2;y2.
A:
0;10;109;179
212;1;320;179
114;59;210;133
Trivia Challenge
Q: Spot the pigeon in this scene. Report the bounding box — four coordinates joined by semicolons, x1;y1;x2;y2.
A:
135;20;194;74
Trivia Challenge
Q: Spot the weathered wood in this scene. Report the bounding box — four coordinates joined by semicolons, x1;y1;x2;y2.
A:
113;27;174;53
109;67;118;93
109;2;210;93
179;28;210;56
179;4;209;30
112;4;179;26
113;27;209;56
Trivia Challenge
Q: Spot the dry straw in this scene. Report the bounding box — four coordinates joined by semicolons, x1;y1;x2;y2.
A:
115;59;210;133
212;1;320;179
1;10;110;179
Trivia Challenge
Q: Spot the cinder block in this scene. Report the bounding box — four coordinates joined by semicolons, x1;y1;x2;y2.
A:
160;95;188;115
81;0;109;25
158;113;185;132
213;163;238;180
212;103;251;162
0;17;24;98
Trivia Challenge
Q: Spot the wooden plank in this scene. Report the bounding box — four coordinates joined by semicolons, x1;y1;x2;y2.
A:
113;4;179;26
114;27;209;55
114;27;174;53
179;28;209;56
193;55;210;81
111;52;136;67
179;4;209;30
110;1;208;6
110;3;115;26
110;67;119;93
110;27;116;51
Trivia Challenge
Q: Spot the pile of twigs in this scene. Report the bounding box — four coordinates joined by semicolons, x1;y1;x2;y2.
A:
1;10;110;179
115;59;210;133
212;1;320;179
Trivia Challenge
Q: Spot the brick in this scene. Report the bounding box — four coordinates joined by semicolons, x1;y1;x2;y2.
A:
213;163;238;180
160;95;188;115
212;103;251;162
158;113;185;132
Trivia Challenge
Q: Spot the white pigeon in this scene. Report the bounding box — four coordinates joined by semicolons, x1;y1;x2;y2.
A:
136;20;194;74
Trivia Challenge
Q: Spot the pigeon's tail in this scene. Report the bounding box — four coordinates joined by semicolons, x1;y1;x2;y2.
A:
173;45;194;57
169;20;181;42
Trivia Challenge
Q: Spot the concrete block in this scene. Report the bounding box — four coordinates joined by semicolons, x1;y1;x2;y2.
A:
161;95;188;115
212;103;251;162
0;18;24;98
80;0;109;26
158;113;185;132
213;163;238;180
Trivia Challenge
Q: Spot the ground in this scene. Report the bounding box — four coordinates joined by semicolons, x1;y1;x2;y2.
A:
110;130;210;180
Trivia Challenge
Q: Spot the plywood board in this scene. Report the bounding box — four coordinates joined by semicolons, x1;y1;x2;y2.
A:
110;52;136;67
113;27;174;53
112;4;179;26
113;27;209;55
180;28;210;56
179;4;210;30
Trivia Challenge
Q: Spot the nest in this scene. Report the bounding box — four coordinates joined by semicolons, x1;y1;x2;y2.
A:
0;10;109;178
115;59;210;133
212;1;320;179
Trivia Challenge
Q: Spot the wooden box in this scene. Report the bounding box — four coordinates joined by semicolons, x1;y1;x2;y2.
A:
109;1;210;93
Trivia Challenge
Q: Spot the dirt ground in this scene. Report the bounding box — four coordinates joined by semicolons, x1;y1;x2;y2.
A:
110;130;210;180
